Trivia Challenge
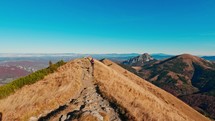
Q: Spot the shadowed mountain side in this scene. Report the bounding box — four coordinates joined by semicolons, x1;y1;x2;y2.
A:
137;54;215;96
120;54;215;119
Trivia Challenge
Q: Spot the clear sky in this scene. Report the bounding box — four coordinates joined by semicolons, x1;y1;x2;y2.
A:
0;0;214;55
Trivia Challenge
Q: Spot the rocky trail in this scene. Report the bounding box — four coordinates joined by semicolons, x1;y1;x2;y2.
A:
36;60;122;121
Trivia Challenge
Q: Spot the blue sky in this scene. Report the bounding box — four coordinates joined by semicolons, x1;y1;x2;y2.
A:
0;0;214;55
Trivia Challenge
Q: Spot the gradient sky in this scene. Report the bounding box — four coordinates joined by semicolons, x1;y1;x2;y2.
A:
0;0;215;55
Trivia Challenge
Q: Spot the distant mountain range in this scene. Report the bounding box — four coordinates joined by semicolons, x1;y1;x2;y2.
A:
121;53;215;119
0;53;214;61
0;53;139;63
0;53;139;58
151;53;174;60
202;56;215;61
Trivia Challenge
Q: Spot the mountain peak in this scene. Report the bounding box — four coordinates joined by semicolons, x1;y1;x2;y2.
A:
123;53;155;66
140;53;153;60
142;52;150;55
175;54;214;69
177;54;201;60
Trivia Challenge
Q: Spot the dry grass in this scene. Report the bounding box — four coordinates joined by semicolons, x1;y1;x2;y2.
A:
179;54;212;69
0;59;86;121
0;58;210;121
95;59;210;121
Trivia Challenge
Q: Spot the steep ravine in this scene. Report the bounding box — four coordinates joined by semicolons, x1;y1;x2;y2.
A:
35;60;124;121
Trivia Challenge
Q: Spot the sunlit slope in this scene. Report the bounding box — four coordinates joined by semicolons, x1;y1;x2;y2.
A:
94;59;209;121
0;58;210;121
0;59;87;120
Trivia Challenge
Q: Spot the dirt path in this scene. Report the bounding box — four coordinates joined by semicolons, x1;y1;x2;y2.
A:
36;59;121;121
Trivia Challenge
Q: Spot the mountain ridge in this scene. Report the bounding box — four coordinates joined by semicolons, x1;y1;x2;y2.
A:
120;53;215;119
0;58;210;121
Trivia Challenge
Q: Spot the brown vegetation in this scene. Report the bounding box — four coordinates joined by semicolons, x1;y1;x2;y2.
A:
94;59;209;121
0;58;210;121
121;54;215;119
0;59;84;120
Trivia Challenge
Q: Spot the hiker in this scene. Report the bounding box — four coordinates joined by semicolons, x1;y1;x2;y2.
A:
0;112;2;121
90;58;94;67
90;58;95;76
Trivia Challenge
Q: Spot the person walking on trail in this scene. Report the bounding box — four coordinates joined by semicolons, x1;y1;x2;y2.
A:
90;58;94;67
90;58;95;76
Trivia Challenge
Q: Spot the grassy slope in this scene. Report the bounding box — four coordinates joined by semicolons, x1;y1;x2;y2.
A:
94;59;210;121
0;59;85;120
0;58;210;121
0;60;65;99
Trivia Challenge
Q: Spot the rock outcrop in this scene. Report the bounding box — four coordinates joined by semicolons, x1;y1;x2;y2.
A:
122;53;155;66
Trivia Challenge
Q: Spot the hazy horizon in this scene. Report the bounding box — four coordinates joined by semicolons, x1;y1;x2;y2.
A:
0;52;215;56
